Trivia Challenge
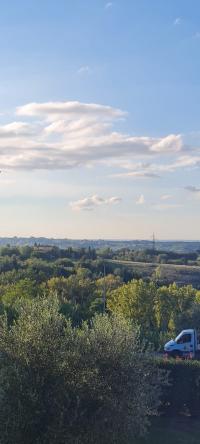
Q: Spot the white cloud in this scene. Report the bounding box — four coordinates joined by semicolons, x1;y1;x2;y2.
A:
168;156;200;170
0;100;197;173
16;101;125;120
112;171;160;179
0;121;34;138
111;155;200;180
160;194;172;200
105;2;113;9
151;134;183;153
70;194;121;211
77;65;92;75
107;196;121;204
174;17;182;25
136;194;145;205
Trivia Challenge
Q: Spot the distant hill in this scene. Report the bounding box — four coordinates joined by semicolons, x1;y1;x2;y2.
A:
0;237;200;253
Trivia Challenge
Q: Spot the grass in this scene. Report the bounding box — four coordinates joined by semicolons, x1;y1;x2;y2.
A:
107;259;200;286
135;417;200;444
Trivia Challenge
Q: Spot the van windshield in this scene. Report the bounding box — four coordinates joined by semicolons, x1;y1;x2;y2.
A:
175;332;192;344
175;332;183;342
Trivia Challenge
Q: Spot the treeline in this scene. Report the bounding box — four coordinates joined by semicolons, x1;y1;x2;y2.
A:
1;266;200;348
0;245;135;281
0;244;97;262
0;245;200;347
110;247;200;266
1;243;200;269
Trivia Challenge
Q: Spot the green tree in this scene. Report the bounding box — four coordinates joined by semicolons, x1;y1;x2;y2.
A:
0;278;41;323
90;274;122;314
108;279;158;344
45;269;96;323
0;297;165;444
168;283;196;332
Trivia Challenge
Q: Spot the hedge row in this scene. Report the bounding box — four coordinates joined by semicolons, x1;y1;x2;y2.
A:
157;359;200;416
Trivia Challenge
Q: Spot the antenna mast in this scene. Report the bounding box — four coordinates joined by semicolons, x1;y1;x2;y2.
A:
152;232;156;252
102;262;106;313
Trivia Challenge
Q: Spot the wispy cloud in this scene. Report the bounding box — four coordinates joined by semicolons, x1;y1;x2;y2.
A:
77;65;92;75
70;195;121;211
174;17;182;26
160;194;172;200
136;194;145;205
185;185;200;193
113;171;160;179
111;155;200;180
105;2;113;9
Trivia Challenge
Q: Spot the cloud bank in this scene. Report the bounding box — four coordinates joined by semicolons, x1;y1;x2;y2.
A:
0;100;197;176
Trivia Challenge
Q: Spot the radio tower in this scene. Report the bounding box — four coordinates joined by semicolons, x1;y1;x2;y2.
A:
152;232;156;252
102;262;106;313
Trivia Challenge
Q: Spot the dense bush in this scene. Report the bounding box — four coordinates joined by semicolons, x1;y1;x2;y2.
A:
0;297;165;444
158;359;200;417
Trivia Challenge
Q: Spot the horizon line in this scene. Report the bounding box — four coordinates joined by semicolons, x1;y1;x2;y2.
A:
0;236;200;243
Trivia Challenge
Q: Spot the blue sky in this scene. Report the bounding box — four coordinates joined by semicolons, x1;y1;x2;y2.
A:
0;0;200;239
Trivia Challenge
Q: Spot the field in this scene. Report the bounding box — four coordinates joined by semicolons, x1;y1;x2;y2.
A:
135;417;200;444
108;259;200;287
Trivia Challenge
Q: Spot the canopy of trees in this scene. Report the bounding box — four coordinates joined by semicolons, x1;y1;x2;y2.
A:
0;298;165;444
0;244;200;442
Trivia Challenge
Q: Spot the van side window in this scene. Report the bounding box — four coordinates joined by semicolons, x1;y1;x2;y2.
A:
177;334;192;344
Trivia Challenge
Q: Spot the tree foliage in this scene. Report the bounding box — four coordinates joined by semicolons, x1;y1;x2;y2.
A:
108;280;199;347
0;297;165;444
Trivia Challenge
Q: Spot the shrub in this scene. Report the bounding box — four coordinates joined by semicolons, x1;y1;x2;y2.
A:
0;297;165;444
158;359;200;417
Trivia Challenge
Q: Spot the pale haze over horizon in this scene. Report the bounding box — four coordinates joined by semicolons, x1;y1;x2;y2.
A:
1;0;200;240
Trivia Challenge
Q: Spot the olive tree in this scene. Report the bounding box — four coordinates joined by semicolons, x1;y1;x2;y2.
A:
0;296;166;444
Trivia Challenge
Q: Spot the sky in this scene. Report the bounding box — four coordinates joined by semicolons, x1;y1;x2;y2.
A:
1;0;200;240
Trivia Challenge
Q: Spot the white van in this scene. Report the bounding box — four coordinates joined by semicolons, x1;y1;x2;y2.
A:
164;329;200;359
